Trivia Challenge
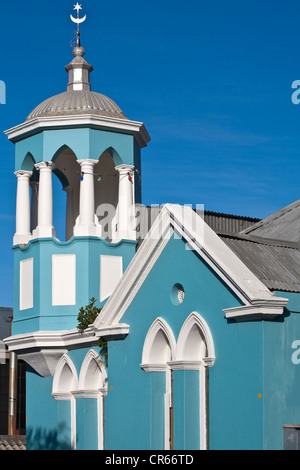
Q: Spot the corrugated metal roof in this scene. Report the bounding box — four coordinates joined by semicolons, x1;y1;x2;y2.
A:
220;236;300;293
242;199;300;243
202;211;260;234
137;204;300;294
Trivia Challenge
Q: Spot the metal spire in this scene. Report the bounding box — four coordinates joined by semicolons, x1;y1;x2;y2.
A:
70;3;87;47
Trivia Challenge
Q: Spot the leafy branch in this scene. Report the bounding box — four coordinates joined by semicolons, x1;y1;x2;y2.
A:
77;297;108;366
77;297;101;331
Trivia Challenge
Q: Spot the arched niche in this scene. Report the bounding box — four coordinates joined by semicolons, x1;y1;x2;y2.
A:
141;318;176;372
21;152;36;171
175;312;215;367
78;349;108;394
52;354;78;398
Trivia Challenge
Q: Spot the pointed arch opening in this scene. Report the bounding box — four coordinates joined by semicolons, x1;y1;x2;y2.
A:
141;318;176;450
170;312;215;451
78;349;107;393
94;150;119;241
52;354;78;450
52;354;78;398
76;349;107;450
141;318;176;371
21;152;36;171
175;312;215;366
51;145;80;241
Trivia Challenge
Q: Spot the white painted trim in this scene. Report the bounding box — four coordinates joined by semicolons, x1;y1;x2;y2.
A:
4;114;151;148
52;254;76;306
4;324;129;351
100;255;123;302
199;365;207;451
19;258;34;311
168;360;206;370
140;363;168;372
223;298;288;319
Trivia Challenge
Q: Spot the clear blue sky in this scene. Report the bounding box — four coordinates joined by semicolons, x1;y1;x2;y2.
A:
0;0;300;307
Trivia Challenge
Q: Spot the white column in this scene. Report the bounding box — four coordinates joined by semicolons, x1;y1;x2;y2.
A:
13;170;32;245
74;159;98;236
32;161;56;239
63;185;74;241
115;164;136;240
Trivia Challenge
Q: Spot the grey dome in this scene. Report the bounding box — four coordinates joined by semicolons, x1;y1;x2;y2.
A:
26;90;127;121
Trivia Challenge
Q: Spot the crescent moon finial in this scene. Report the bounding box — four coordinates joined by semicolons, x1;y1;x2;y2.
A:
70;3;86;47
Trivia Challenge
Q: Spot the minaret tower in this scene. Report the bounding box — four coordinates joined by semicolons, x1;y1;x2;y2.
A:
5;5;150;335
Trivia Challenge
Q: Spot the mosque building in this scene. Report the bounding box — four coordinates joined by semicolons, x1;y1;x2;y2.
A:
3;4;300;450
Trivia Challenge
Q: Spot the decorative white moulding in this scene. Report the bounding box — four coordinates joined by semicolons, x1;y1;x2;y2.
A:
20;258;34;311
100;255;123;302
52;254;76;306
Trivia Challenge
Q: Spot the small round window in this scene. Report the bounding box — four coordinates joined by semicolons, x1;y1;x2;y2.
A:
171;283;185;305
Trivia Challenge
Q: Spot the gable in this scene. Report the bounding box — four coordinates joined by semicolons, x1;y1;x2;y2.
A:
95;204;288;330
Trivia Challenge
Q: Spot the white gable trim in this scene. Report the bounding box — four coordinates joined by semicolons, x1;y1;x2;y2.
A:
94;204;288;328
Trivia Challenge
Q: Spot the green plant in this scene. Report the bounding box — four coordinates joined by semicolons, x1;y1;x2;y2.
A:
77;298;108;366
77;297;101;331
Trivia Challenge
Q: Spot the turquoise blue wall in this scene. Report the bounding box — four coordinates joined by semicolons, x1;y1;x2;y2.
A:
262;291;300;450
104;235;266;450
15;128;139;170
26;366;59;450
13;237;136;334
26;346;104;450
76;398;98;450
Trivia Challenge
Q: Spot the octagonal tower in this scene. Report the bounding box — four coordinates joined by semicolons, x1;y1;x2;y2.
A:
5;35;150;335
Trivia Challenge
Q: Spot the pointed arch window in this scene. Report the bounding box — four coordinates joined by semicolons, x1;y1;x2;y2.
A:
75;349;108;450
52;354;78;450
169;312;215;450
141;318;176;450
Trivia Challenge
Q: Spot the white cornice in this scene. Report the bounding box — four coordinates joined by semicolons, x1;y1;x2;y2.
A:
3;324;129;377
4;114;151;148
223;298;289;320
4;323;129;352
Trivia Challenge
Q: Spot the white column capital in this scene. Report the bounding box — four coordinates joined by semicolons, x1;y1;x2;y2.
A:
14;170;32;179
115;164;135;175
34;161;55;172
77;159;98;172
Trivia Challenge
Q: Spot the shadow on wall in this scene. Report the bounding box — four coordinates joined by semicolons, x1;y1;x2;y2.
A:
26;423;72;451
